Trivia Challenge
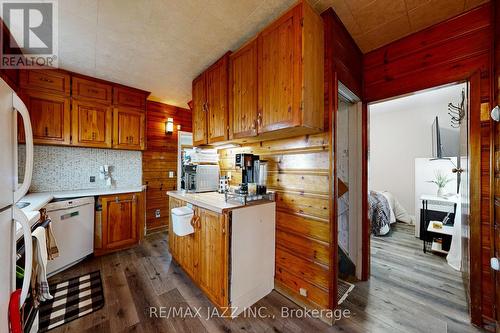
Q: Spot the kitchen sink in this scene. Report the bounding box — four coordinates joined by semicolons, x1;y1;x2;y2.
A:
15;202;30;209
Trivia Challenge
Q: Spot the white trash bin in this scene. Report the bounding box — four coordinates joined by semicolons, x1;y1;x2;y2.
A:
171;206;194;236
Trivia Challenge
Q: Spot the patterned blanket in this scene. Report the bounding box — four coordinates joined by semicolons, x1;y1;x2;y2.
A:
369;191;391;236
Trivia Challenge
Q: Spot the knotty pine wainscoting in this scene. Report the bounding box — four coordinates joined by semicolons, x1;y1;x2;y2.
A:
219;133;333;312
143;101;192;233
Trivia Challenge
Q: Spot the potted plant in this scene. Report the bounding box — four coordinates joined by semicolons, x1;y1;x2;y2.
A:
428;170;453;197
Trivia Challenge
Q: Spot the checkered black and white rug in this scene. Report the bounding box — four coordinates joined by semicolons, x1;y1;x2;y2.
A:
39;270;104;332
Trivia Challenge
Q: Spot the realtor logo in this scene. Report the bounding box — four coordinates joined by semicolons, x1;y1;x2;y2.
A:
1;0;58;68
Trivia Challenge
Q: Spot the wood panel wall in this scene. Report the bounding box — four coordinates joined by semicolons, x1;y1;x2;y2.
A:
362;2;494;329
143;101;191;232
219;133;332;311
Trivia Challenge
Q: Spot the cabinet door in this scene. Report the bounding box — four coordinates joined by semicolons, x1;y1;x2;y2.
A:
113;108;145;150
102;193;138;250
113;86;147;110
71;100;112;148
19;69;70;95
199;208;228;307
192;74;207;146
19;90;71;145
72;77;112;104
257;6;301;133
229;40;258;139
206;55;229;144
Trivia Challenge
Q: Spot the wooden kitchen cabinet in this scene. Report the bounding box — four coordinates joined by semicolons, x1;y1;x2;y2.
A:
206;55;229;144
71;99;112;148
192;52;230;146
113;86;147;110
95;192;144;255
112;108;145;150
198;208;228;306
168;198;229;308
192;73;208;146
72;76;112;104
256;1;324;137
19;69;70;95
229;39;258;139
18;89;71;145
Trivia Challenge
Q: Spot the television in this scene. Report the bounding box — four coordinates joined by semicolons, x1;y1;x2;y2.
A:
431;116;442;158
431;116;459;159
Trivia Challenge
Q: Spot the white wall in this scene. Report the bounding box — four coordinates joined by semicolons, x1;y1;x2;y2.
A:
369;83;464;219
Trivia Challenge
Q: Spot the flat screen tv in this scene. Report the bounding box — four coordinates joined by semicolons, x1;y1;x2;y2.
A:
431;116;459;159
431;116;442;158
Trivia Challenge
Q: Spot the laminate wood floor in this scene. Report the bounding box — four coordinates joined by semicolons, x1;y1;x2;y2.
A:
47;224;483;333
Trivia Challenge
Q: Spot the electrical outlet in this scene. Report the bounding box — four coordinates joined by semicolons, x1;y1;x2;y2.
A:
90;176;96;183
299;288;307;297
155;209;161;218
168;171;175;178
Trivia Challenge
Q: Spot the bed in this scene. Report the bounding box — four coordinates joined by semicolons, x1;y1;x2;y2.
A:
369;191;414;236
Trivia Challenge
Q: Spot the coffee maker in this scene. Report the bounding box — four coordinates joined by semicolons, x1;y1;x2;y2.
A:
235;153;267;194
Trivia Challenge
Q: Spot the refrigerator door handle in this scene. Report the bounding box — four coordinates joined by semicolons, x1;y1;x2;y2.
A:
13;93;33;202
13;207;32;307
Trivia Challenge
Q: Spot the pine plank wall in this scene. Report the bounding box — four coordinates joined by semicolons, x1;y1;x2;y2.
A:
143;101;192;232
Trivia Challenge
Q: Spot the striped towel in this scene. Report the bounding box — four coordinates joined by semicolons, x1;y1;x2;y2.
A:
45;221;59;260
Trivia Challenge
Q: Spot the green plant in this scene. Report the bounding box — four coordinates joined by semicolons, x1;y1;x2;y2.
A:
428;170;452;189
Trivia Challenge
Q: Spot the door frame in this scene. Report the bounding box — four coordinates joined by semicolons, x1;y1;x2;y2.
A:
360;73;483;324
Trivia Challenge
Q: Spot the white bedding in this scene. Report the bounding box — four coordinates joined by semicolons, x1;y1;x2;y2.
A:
375;191;414;235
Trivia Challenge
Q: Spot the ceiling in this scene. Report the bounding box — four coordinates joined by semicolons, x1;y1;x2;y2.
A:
310;0;489;53
57;0;488;108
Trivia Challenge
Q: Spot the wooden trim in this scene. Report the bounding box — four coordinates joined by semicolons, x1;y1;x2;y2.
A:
469;71;483;325
361;102;369;281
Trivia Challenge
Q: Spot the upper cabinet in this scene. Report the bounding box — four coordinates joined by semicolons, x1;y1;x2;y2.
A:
17;68;149;150
71;99;113;148
19;69;70;95
19;90;71;145
192;52;230;146
195;0;324;145
229;39;258;140
114;86;147;110
72;77;112;104
192;74;208;146
256;1;324;139
112;108;145;150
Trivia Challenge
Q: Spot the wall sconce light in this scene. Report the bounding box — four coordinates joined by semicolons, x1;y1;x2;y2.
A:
166;118;174;134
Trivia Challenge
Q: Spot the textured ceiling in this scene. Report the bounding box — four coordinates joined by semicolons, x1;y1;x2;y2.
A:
57;0;488;108
58;0;297;108
310;0;489;53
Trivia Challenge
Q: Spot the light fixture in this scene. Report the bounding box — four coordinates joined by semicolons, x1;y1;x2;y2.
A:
491;105;500;122
166;118;174;134
214;143;241;150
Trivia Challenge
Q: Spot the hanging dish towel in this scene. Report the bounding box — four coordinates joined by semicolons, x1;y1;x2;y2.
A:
31;227;53;305
45;221;59;260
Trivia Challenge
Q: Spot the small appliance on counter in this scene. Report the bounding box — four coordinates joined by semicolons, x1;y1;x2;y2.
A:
235;153;268;194
218;176;230;193
181;164;220;193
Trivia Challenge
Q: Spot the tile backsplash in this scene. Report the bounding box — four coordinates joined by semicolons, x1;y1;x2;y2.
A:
19;145;142;192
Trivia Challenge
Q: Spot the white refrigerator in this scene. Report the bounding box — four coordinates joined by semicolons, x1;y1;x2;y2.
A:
0;78;34;331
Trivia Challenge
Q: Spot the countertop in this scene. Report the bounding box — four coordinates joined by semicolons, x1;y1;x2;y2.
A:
16;185;145;240
167;191;272;213
20;185;146;215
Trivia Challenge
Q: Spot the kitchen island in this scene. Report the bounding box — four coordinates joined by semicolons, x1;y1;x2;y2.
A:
167;191;275;316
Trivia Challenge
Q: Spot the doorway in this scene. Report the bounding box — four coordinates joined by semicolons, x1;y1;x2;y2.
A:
355;73;484;328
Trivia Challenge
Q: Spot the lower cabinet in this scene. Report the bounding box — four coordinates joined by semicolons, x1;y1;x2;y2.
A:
95;192;144;256
168;197;229;308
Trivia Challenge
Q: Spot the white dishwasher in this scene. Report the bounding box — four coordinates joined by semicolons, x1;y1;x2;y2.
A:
44;197;95;276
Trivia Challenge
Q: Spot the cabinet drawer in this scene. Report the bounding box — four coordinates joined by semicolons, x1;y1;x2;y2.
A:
19;69;70;95
72;77;112;104
113;87;146;110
